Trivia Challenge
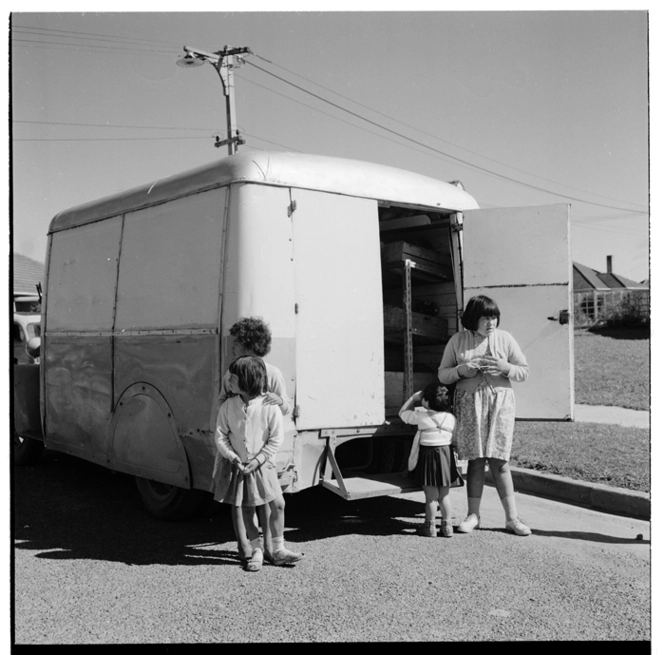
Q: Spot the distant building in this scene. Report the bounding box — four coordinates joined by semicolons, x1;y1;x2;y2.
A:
13;253;44;313
573;256;648;326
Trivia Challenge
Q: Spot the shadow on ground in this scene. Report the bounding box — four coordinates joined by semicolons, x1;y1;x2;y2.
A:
585;326;649;340
13;450;426;566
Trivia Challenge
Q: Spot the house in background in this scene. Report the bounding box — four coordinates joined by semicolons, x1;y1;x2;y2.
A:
13;253;44;313
573;255;649;326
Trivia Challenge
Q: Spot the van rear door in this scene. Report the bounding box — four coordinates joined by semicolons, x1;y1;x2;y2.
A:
461;204;573;420
291;189;385;429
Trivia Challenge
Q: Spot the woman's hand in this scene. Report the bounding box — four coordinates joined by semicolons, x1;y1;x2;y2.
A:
234;459;247;474
412;390;424;402
457;361;481;378
480;355;510;377
263;393;284;407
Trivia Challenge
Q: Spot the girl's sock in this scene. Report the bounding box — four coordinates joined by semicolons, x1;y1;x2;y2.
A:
467;496;482;517
272;536;285;553
250;537;263;552
501;495;518;522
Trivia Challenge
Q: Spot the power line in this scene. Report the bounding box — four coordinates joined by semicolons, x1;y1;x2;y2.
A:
238;75;444;162
12;25;180;49
12;37;174;57
241;132;305;153
246;60;647;214
14;119;212;133
11;26;647;215
253;53;647;212
14;136;210;142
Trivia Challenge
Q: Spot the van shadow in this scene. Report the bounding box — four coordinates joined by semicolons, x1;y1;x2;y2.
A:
13;451;426;567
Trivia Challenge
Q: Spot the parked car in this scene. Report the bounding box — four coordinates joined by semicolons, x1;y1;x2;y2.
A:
12;312;41;365
13;311;43;465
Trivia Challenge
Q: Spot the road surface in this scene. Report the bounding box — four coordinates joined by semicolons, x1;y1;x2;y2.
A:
12;450;650;643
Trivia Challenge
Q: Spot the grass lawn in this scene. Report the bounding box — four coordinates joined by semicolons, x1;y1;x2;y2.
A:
507;326;650;493
574;327;650;410
511;421;650;494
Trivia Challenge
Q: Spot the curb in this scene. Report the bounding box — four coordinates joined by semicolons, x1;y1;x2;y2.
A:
483;466;650;520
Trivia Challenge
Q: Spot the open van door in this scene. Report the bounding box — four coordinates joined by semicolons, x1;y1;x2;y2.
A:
291;189;385;430
461;204;573;420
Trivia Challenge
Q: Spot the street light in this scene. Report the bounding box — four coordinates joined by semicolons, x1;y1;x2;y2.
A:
176;45;251;155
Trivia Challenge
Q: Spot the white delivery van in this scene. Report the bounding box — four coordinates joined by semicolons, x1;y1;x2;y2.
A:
13;151;573;519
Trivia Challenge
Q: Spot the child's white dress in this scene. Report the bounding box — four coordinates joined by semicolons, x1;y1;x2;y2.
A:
213;395;283;506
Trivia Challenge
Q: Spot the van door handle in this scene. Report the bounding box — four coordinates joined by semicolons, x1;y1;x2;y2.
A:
547;310;570;325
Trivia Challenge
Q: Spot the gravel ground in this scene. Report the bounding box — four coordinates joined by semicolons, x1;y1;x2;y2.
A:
13;451;651;643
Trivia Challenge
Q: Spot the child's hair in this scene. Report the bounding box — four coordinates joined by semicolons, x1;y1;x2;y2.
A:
422;383;451;412
461;295;501;331
229;317;272;357
228;355;268;397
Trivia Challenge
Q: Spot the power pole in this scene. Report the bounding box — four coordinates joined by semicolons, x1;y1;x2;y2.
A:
177;45;251;155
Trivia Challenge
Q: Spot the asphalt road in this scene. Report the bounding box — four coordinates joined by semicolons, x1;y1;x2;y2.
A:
12;450;650;644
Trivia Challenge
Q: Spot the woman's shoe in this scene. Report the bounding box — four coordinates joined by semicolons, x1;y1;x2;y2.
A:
439;520;453;538
457;514;480;533
506;518;531;536
417;520;437;537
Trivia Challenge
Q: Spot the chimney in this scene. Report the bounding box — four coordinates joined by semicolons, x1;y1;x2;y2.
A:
607;255;613;274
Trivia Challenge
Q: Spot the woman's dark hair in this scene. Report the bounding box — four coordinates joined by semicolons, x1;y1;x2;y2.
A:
461;295;501;331
228;356;267;397
229;317;272;357
422;383;451;412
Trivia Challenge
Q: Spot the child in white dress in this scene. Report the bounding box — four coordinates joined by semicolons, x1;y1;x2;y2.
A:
215;355;303;571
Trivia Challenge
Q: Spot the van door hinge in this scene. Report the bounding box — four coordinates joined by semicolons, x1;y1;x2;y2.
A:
288;200;297;216
295;303;299;314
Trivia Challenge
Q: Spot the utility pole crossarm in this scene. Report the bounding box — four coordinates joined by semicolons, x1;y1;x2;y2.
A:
177;45;251;155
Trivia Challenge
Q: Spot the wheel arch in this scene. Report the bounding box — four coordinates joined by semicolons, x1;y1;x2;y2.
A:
108;382;192;489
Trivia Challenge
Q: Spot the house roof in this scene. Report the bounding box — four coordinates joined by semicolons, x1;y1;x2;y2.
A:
574;262;610;291
573;261;647;291
13;253;44;296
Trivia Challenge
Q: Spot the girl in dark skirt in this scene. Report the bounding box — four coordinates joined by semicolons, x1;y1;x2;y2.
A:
400;383;463;537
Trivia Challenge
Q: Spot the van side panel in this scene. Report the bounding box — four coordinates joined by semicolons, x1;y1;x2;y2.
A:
114;190;227;331
46;218;122;331
222;184;298;474
112;189;227;489
43;218;122;457
113;333;218;488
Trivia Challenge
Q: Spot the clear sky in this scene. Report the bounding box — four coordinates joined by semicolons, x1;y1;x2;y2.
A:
9;9;649;284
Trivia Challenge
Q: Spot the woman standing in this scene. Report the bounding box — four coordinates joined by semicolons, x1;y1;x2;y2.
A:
438;295;531;536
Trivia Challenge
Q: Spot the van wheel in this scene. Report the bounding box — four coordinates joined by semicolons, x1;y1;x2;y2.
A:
134;477;207;521
13;433;44;466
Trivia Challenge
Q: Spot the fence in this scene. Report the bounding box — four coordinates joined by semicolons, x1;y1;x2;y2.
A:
573;289;650;327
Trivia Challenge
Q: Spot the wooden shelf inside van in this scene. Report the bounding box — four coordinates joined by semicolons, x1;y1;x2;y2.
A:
381;240;453;281
383;305;447;342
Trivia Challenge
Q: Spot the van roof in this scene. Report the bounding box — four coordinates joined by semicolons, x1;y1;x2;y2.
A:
49;151;480;233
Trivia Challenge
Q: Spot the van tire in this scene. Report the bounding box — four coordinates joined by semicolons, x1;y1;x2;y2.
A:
13;433;44;466
135;477;207;521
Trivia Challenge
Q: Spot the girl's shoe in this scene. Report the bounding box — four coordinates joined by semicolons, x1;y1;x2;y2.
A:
457;514;480;533
506;518;531;536
439;520;453;538
417;520;437;537
245;548;263;572
271;547;304;566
